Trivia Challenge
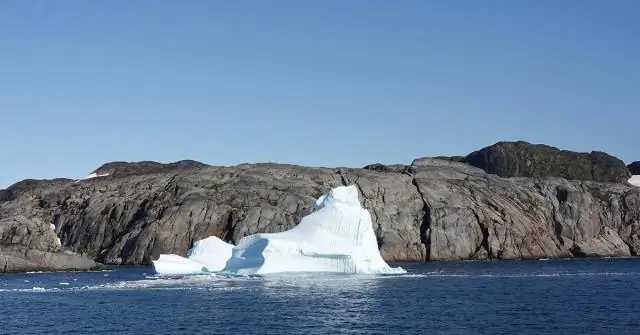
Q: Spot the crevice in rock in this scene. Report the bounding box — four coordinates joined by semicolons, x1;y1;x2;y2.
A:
411;177;432;261
352;175;368;205
553;221;565;246
556;187;569;203
127;199;150;232
472;210;492;259
221;209;236;243
336;169;349;186
626;242;636;256
186;210;195;250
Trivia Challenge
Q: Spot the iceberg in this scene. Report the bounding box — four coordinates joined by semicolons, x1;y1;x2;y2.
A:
220;185;406;275
152;236;234;275
630;175;640;187
152;185;405;276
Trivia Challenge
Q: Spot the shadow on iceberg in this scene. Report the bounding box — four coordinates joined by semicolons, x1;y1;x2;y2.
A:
220;185;406;276
152;185;406;276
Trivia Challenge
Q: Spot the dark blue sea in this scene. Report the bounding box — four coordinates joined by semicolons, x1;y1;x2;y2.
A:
1;258;639;334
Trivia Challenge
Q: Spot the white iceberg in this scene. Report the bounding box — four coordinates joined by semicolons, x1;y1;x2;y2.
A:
221;185;405;275
152;185;405;276
152;254;212;275
152;236;234;275
629;175;640;187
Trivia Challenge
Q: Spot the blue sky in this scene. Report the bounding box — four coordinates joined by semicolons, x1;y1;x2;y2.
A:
1;1;638;187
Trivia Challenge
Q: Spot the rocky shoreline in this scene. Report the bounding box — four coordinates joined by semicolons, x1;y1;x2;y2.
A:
1;141;639;273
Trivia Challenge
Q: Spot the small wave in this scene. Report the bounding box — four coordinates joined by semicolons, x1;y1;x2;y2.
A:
0;286;50;293
423;271;637;278
23;269;113;274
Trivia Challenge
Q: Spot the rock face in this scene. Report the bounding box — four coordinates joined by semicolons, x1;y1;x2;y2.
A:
1;156;639;271
0;216;99;273
462;141;631;183
629;162;640;175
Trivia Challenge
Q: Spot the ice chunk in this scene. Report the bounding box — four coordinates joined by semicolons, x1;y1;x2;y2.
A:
629;175;640;187
152;236;234;275
151;254;209;275
221;185;406;275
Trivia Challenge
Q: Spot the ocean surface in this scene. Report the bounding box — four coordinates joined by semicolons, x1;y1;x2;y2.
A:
1;258;639;334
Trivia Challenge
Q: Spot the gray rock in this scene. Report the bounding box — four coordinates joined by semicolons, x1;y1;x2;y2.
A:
8;178;74;198
1;159;639;272
462;141;631;183
90;160;210;178
1;245;99;273
0;216;98;273
362;163;416;175
0;189;13;203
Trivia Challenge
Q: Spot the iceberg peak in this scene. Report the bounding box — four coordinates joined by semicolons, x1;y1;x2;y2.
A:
315;185;361;209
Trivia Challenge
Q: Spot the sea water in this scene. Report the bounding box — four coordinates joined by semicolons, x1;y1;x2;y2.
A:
1;258;639;334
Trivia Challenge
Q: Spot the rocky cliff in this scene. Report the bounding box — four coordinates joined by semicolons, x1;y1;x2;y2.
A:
1;148;638;272
629;162;640;175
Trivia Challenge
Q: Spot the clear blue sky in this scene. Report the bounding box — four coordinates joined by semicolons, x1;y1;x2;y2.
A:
1;1;638;188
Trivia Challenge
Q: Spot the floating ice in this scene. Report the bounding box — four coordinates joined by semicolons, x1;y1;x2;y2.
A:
629;175;640;187
152;185;405;276
152;236;234;275
152;254;211;275
221;185;406;275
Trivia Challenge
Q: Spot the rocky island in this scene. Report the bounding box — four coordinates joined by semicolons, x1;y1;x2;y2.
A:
1;141;639;273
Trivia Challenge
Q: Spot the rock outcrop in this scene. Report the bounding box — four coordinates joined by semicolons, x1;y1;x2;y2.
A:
90;160;210;178
629;162;640;175
1;154;638;272
461;141;631;183
0;216;99;273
